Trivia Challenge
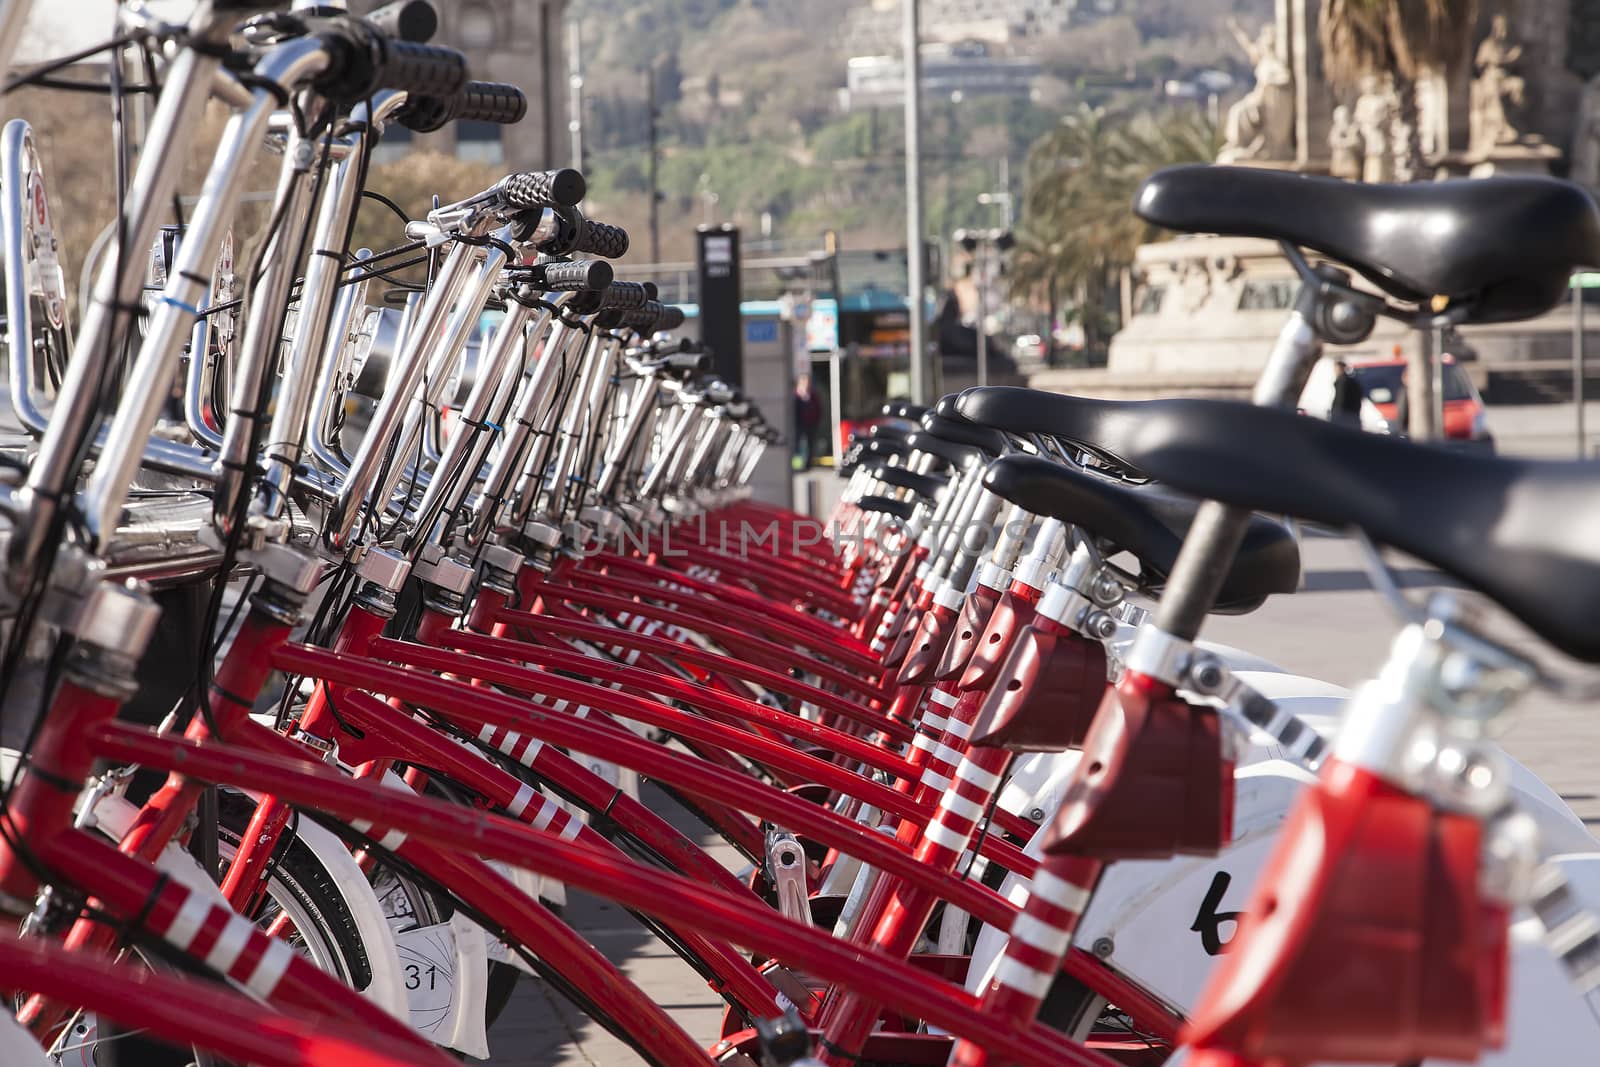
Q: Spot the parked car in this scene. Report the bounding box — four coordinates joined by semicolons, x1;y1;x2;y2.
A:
1012;334;1045;363
1299;354;1494;451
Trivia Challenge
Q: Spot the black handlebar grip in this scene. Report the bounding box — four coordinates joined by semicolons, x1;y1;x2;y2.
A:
394;94;452;133
397;81;527;133
367;0;438;41
562;289;605;316
455;81;527;124
573;219;630;259
496;169;586;210
533;259;612;292
598;282;651;311
617;301;664;332
378;40;468;99
655;305;686;331
593;308;627;330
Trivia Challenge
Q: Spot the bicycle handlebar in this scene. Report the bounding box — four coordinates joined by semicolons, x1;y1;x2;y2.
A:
366;0;439;42
453;81;527;124
397;81;527;133
598;281;651;311
313;21;467;103
379;40;469;99
495;168;587;210
573;218;630;259
525;258;613;293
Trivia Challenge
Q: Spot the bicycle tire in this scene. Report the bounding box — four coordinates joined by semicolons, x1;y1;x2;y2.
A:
215;790;372;992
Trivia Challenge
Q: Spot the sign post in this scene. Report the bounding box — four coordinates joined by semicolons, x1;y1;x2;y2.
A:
1573;272;1600;457
697;224;743;385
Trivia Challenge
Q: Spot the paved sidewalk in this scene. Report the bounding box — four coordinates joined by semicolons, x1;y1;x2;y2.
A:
485;785;739;1066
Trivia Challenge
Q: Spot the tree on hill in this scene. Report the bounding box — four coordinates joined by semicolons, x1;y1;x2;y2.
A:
1009;103;1217;356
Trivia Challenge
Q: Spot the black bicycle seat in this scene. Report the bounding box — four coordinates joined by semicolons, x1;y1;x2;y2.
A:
860;459;946;501
868;422;913;444
1126;398;1600;661
921;411;1007;456
882;401;930;421
957;387;1151;474
861;436;919;465
983;455;1300;613
1136;165;1600;324
856;494;916;522
904;429;985;470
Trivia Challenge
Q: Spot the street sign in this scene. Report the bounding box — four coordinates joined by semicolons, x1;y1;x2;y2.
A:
697;225;743;385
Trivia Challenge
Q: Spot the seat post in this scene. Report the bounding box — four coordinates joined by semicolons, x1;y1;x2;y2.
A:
1153;287;1324;640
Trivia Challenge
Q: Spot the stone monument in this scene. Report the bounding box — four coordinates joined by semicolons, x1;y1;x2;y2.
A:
1054;0;1587;402
1328;104;1361;179
1352;74;1396;182
1218;17;1296;164
1466;14;1561;174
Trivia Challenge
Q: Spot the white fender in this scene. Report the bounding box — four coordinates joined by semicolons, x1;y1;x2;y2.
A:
214;766;419;1021
88;794;234;909
970;673;1594;1020
369;771;491;1056
288;808;411;1020
1162;854;1600;1065
1237;671;1594;854
996;750;1080;824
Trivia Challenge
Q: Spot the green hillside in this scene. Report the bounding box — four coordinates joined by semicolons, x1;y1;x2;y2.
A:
570;0;1269;264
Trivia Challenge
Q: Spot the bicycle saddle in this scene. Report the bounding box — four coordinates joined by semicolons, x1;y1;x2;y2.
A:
882;401;930;421
984;455;1300;613
904;429;986;470
1136;165;1600;324
859;459;946;502
1127;398;1600;661
856;494;916;522
921;410;1007;456
957;387;1150;474
902;428;985;470
868;422;914;444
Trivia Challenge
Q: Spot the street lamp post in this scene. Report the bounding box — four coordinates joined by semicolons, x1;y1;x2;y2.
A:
955;227;1013;389
903;0;928;404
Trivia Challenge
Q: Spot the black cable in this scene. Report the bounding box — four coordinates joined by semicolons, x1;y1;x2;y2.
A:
0;11;143;884
360;190;412;228
9;76;158;95
194;124;337;736
2;29;148;94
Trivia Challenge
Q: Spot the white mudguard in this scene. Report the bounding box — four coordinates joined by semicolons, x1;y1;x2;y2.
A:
289;809;411;1019
970;670;1599;1064
1163;858;1600;1064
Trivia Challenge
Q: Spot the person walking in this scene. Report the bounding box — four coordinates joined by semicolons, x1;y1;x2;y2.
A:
1331;359;1364;427
793;372;821;469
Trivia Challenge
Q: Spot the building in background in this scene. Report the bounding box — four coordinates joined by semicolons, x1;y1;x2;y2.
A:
353;0;571;170
840;43;1041;111
837;0;1117;53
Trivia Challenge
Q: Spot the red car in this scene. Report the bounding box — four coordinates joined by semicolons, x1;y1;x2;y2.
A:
1348;356;1494;449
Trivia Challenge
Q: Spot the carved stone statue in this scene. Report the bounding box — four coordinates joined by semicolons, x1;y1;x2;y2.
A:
1573;73;1600;188
1353;74;1396;183
1470;14;1526;155
1328;105;1361;180
1217;17;1294;163
1389;105;1417;183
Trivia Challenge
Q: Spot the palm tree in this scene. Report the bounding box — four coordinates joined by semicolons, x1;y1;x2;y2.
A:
1008;104;1217;358
1320;0;1480;178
